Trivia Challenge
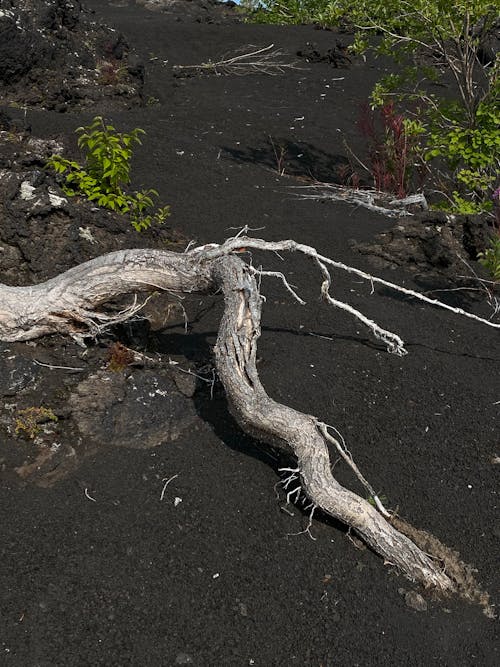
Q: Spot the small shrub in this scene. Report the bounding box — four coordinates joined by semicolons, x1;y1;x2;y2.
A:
47;116;170;232
15;407;58;440
425;100;500;213
96;59;127;86
357;102;424;198
478;235;500;281
268;135;288;175
478;185;500;280
250;1;499;213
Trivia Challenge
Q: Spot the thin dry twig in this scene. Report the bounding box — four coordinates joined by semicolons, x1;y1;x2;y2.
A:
315;257;407;355
201;236;500;333
33;359;85;372
290;183;428;217
173;44;302;77
248;265;305;305
160;473;179;501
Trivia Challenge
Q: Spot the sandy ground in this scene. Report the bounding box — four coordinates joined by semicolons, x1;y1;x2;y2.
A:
0;1;498;665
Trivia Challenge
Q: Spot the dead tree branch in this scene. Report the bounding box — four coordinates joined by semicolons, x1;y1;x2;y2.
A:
172;44;302;77
290;183;428;217
0;237;495;609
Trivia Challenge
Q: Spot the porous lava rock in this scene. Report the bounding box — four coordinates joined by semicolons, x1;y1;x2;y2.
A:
0;0;143;110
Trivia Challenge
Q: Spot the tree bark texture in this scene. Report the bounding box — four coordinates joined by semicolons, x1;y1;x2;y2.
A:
0;243;476;595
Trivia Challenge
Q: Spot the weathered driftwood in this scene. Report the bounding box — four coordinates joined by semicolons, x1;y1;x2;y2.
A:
1;236;497;605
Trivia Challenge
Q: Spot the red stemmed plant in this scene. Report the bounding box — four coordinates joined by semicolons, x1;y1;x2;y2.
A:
357;101;423;198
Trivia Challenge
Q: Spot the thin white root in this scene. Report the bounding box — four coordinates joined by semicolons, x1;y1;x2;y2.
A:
77;294;155;338
316;258;407;355
282;473;299;490
286;486;302;505
287;504;318;541
200;237;500;331
248;266;306;305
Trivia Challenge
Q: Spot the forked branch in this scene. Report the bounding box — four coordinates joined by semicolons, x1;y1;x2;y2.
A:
0;236;494;611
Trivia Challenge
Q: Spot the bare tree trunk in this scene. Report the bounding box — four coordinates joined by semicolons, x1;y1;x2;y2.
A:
211;256;452;589
0;249;214;342
1;239;495;606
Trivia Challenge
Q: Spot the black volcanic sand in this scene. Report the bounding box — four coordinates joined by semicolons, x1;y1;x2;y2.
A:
0;1;499;665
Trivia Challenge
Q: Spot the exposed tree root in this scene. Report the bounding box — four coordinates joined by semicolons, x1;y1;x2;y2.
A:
0;235;495;611
392;517;494;618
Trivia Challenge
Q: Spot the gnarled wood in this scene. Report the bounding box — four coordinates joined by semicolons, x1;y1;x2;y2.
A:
0;249;214;342
2;238;495;604
211;255;452;590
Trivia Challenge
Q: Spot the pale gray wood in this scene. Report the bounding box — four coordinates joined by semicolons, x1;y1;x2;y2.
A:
4;240;486;595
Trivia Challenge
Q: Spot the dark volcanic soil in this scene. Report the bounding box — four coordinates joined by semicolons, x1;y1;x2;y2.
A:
0;1;499;665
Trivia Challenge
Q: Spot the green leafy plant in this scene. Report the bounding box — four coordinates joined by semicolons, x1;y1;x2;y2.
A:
241;0;334;25
47;116;170;232
478;235;500;280
344;1;499;212
424;96;500;212
478;186;500;280
248;1;499;212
